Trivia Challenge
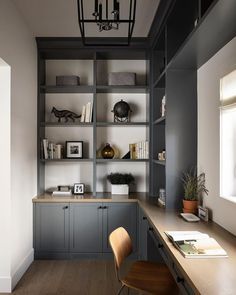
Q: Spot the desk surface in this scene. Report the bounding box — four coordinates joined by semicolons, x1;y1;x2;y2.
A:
33;193;236;294
139;198;236;295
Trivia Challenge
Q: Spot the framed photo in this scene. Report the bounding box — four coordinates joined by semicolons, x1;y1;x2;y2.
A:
66;141;83;159
73;183;85;195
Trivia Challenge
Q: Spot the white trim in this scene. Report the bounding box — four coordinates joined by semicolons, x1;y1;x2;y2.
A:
220;195;236;204
0;276;11;293
11;249;34;291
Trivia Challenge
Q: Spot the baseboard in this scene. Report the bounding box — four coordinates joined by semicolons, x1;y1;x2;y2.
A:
11;248;34;291
0;276;11;293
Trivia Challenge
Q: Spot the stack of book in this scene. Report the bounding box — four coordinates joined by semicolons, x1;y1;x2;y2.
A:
52;185;72;196
129;141;149;159
42;139;63;160
165;231;228;258
80;102;93;123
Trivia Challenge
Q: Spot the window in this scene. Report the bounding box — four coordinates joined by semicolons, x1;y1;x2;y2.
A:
220;69;236;201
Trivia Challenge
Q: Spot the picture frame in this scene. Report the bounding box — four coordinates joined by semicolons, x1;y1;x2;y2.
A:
73;183;85;195
66;141;83;159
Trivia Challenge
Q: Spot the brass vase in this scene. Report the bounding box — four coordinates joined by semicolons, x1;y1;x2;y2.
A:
101;143;115;159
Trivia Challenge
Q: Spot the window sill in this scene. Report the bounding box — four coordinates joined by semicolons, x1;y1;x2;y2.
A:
220;195;236;204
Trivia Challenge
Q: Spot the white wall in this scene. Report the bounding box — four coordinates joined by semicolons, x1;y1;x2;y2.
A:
0;0;37;292
198;37;236;236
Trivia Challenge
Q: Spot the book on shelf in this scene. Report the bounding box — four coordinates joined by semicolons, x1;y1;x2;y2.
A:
41;139;63;160
165;231;228;258
81;102;93;123
129;141;149;159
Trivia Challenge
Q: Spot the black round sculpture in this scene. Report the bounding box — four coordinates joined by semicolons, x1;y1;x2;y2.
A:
112;99;132;123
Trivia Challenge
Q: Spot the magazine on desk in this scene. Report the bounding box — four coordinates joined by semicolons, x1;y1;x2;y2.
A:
165;231;228;258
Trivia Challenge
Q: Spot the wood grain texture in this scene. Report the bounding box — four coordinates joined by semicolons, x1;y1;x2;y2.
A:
2;260;149;295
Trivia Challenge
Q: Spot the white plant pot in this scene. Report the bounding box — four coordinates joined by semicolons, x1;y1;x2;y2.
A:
111;184;129;195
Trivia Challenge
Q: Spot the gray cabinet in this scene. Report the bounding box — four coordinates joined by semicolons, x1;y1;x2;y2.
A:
102;202;137;252
34;203;69;252
138;207;148;259
70;203;103;253
34;201;137;257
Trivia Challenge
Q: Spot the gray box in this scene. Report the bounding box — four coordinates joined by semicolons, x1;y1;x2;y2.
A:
56;75;80;86
108;72;136;86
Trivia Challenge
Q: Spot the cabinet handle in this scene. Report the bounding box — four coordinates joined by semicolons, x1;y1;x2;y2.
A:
98;206;103;209
63;206;68;209
142;216;147;220
158;243;163;248
102;206;108;209
149;227;153;231
177;277;184;283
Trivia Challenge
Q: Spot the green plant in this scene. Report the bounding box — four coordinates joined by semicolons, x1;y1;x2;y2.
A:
107;173;135;185
182;168;208;201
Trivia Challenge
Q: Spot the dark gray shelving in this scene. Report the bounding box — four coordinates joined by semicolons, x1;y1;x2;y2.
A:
96;159;149;163
40;122;93;127
40;85;95;93
96;122;149;127
153;116;165;125
96;85;149;93
40;159;93;162
152;160;166;166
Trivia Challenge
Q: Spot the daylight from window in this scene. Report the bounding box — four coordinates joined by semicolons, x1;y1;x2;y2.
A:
220;69;236;200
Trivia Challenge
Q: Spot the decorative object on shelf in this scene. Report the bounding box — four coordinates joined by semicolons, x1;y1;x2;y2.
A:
161;95;166;117
52;185;72;196
158;150;165;161
101;143;115;159
51;107;81;123
182;168;208;214
129;141;149;159
73;183;85;195
122;151;131;159
107;173;135;195
66;141;83;159
112;99;132;123
77;0;136;46
56;75;80;86
158;188;166;207
108;72;136;86
198;206;209;222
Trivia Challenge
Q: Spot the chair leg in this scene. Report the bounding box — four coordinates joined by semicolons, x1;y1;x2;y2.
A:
118;284;125;295
127;287;130;295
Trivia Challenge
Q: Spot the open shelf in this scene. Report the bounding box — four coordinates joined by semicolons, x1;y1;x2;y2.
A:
96;122;149;127
40;85;95;93
96;85;149;93
40;159;93;162
96;159;149;163
41;122;93;127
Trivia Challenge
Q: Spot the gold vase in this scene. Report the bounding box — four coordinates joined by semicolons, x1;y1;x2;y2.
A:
101;143;115;159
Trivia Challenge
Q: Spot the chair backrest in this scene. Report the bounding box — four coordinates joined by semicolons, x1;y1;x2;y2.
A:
109;227;133;273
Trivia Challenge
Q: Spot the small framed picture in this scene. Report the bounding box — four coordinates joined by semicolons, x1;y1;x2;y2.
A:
66;141;83;159
73;183;85;195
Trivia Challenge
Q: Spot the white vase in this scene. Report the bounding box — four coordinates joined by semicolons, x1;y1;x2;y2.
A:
111;184;129;195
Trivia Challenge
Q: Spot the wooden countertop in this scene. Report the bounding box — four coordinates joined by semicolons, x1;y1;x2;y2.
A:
33;193;236;294
139;198;236;295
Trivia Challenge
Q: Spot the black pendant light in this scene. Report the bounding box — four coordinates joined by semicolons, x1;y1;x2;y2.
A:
77;0;137;46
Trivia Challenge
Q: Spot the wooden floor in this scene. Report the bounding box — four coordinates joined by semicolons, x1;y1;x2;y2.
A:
4;260;148;295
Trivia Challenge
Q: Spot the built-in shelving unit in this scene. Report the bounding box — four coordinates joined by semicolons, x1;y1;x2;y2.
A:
150;0;236;209
37;45;149;196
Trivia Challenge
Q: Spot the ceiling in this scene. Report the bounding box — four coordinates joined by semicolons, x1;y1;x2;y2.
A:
13;0;160;38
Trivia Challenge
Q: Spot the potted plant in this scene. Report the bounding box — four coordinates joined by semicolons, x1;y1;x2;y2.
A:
182;169;208;214
107;173;135;195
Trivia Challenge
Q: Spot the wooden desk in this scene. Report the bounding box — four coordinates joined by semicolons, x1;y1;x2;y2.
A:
138;198;236;295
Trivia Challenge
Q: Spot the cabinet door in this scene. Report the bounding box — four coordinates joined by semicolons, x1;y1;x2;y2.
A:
138;207;148;260
35;203;69;252
103;202;137;253
70;203;103;253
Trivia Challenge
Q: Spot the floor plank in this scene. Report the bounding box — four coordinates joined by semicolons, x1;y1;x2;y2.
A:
2;260;148;295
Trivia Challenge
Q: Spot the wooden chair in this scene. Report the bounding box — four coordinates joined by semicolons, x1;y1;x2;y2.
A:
109;227;179;295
